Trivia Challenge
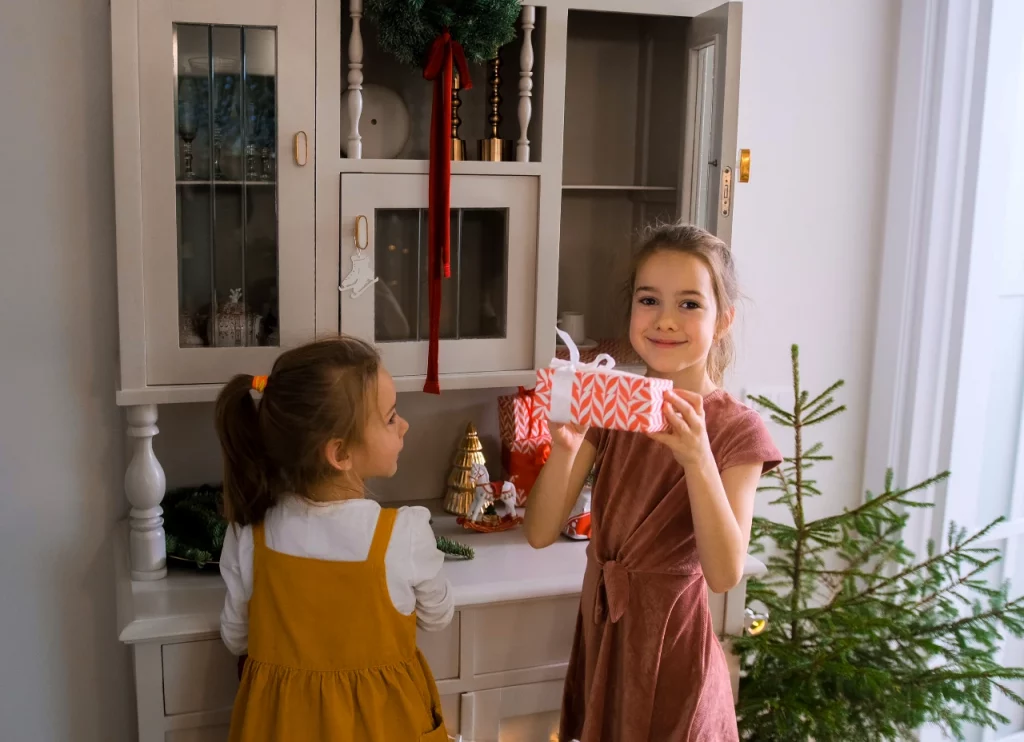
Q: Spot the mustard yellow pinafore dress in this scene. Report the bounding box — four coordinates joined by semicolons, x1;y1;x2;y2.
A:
228;508;449;742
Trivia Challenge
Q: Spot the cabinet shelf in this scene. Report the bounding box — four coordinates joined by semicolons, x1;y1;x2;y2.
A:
335;158;543;177
175;180;276;186
561;184;676;191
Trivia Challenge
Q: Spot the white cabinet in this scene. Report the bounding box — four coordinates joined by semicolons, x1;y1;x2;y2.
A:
338;174;539;386
119;0;316;389
461;681;563;742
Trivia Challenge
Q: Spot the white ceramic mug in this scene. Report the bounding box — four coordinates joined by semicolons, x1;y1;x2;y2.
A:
558;312;586;344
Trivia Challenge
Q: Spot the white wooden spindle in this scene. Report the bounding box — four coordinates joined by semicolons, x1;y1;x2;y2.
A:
517;5;535;162
347;0;364;159
125;404;167;580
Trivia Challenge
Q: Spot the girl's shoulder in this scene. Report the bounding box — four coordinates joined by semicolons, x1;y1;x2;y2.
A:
704;390;783;473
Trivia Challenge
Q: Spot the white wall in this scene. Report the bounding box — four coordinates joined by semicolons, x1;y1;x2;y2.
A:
0;0;898;740
0;0;135;741
728;0;898;520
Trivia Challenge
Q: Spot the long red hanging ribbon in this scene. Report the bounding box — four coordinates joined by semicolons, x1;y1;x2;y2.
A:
422;30;472;394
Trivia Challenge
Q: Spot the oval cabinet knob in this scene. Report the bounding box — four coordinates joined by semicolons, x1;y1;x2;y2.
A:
293;131;308;166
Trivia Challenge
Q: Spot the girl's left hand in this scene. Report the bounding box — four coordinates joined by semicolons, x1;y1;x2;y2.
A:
649;390;714;469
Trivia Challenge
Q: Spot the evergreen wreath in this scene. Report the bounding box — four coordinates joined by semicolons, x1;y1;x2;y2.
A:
364;0;521;67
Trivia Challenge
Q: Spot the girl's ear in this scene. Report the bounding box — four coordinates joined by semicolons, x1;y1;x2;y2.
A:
716;305;736;340
323;438;353;472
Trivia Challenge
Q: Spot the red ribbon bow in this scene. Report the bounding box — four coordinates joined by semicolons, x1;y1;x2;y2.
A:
421;31;472;395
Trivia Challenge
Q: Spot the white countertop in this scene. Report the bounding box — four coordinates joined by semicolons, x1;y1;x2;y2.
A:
115;508;766;645
115;511;590;644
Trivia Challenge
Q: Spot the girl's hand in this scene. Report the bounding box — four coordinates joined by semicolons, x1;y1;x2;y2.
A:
550;421;589;452
649;390;714;469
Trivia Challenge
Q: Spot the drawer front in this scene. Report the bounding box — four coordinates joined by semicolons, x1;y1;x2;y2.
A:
472;597;578;675
166;726;230;742
417;611;460;681
162;640;239;716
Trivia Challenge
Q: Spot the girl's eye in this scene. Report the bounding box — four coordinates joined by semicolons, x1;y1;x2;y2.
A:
389;413;398;425
681;301;701;310
637;296;657;306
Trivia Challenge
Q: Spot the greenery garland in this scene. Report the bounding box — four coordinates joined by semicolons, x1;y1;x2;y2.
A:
364;0;521;67
163;484;227;569
436;535;475;560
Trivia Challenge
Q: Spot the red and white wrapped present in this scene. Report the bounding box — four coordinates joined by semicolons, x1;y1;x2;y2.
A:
562;484;592;540
498;388;551;507
498;387;550;442
533;329;674;433
500;438;551;506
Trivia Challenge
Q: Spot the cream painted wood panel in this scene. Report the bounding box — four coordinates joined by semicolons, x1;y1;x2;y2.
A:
440;693;461;736
418;611;461;681
339;174;539;378
461;680;564;742
137;0;316;385
471;596;578;676
162;639;239;716
166;726;230;742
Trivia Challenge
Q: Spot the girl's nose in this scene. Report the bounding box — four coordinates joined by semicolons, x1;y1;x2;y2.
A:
655;308;680;332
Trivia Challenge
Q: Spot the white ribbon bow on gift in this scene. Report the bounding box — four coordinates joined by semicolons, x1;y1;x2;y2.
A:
549;329;628;423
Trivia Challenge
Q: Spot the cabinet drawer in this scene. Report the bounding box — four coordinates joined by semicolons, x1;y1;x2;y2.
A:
166;726;230;742
417;611;460;681
162;640;239;716
472;597;578;675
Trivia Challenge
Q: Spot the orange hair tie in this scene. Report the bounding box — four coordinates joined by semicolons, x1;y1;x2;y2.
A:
252;375;268;394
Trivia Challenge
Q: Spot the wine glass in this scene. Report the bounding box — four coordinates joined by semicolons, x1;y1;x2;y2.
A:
178;100;198;180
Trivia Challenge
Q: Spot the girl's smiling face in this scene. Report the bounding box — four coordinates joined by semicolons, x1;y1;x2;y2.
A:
628;249;732;384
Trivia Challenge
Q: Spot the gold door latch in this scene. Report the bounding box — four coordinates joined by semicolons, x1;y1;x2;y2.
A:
739;148;751;182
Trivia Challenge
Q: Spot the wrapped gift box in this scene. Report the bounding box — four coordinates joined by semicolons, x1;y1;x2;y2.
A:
533;330;674;433
498;387;550;443
500;437;551;506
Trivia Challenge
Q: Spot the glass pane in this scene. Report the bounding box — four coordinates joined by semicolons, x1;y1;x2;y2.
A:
457;209;508;339
373;208;510;343
690;43;716;231
173;24;278;348
417;211;459;341
979;295;1024;524
374;210;421;342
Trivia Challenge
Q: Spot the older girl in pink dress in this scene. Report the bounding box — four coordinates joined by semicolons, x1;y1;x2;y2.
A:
525;223;781;741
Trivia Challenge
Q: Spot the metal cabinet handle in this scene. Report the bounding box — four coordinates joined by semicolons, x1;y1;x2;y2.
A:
294;131;308;166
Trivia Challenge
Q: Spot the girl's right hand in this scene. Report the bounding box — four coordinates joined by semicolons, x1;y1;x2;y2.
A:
551;421;589;452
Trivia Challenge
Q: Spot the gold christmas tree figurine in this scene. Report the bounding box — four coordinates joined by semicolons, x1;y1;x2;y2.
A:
444;422;487;516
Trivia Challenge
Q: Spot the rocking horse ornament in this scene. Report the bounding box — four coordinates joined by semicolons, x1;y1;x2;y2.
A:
462;463;523;532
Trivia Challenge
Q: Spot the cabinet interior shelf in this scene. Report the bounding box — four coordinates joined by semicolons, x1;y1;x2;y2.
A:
175;180;276;186
561;184;676;191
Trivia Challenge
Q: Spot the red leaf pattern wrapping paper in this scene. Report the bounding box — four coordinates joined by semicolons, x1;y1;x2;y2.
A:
498;388;550;444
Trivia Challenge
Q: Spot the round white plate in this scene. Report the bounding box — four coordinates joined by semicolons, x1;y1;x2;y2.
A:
340;83;411;159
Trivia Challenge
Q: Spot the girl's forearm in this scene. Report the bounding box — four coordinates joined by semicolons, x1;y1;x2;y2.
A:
523;446;578;548
685;456;747;593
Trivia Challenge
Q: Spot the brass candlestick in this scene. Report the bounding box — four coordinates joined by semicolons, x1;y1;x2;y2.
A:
451;68;465;161
478;54;512;162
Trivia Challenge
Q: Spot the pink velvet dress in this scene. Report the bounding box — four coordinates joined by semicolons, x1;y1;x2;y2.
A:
560;389;781;742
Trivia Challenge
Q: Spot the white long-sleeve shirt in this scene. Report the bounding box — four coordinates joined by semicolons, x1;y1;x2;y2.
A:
219;496;454;656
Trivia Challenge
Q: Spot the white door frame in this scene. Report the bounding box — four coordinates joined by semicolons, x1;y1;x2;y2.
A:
865;0;1024;739
861;0;993;556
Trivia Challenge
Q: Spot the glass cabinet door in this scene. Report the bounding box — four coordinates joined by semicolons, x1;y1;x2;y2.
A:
139;0;315;385
339;174;538;378
682;2;742;244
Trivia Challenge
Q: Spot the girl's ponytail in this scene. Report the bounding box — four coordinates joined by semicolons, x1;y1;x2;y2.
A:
214;374;275;525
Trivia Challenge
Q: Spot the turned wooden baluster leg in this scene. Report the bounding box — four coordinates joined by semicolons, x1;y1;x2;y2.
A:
517;5;535;163
347;0;364;159
125;404;167;580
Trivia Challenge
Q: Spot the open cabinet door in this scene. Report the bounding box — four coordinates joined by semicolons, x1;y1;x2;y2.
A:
681;2;742;245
